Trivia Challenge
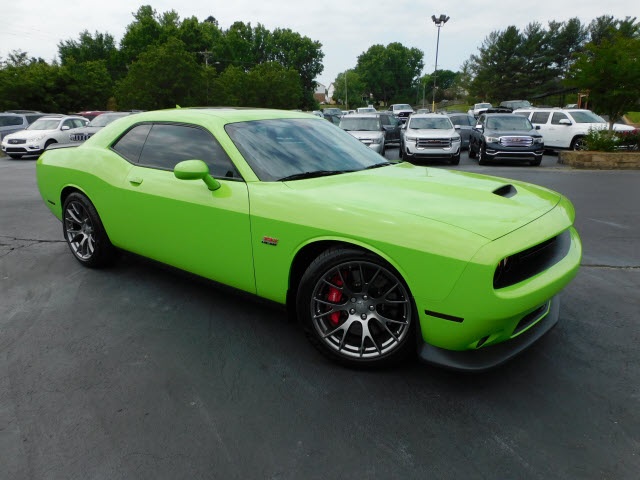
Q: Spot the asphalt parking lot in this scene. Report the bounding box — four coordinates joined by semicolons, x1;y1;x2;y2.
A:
1;150;639;479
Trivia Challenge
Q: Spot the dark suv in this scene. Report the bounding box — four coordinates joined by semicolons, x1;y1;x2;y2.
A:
469;113;544;166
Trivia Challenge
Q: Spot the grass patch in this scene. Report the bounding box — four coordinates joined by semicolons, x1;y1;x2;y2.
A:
626;112;640;123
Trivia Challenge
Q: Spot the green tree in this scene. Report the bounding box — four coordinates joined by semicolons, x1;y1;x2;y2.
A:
356;43;423;104
245;62;302;108
115;37;205;110
568;27;640;128
332;70;367;108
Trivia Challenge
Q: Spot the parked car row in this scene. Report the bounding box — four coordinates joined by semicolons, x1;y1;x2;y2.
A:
1;115;89;159
1;111;140;158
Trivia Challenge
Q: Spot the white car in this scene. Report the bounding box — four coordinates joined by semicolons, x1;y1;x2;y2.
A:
1;115;89;159
513;108;635;150
468;103;492;117
400;113;461;164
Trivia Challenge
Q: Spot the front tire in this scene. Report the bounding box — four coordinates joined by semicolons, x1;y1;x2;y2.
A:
571;136;586;151
478;144;489;165
297;247;415;367
468;142;477;159
62;192;116;268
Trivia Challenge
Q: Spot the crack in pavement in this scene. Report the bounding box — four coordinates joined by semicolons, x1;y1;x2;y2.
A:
581;264;640;270
0;235;65;258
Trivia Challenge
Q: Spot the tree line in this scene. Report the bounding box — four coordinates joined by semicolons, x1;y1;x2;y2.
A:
0;5;323;112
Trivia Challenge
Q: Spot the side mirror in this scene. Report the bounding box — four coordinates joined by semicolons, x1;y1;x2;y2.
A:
559;119;572;126
174;159;221;191
61;126;70;131
454;125;461;130
535;125;541;130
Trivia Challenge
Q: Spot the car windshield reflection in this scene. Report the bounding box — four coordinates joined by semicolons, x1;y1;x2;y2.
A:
225;118;386;182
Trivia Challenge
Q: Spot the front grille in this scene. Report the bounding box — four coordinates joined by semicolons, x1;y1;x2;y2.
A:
8;139;26;144
417;138;451;149
70;133;92;141
494;230;572;289
500;136;533;147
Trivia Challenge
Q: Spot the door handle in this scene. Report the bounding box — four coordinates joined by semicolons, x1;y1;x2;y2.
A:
129;176;143;186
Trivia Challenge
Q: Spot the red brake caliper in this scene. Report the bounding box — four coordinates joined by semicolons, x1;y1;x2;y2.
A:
327;274;344;326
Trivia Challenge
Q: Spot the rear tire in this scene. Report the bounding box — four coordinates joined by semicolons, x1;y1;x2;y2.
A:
62;192;117;268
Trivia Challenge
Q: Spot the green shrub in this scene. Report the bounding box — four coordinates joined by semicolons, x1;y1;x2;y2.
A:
584;128;618;152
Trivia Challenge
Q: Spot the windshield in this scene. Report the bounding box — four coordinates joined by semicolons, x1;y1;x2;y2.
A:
569;111;605;124
225;118;387;182
486;116;533;130
89;113;130;127
393;104;412;111
27;119;60;130
339;117;381;131
449;115;475;126
408;117;453;130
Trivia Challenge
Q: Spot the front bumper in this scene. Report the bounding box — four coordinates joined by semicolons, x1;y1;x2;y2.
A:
404;140;461;160
2;140;45;156
412;200;581;371
484;143;544;161
418;296;559;371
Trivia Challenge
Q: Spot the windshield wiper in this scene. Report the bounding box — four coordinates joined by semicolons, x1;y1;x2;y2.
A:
278;170;353;181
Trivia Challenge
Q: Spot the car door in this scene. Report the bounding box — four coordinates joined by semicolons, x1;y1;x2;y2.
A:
110;122;256;294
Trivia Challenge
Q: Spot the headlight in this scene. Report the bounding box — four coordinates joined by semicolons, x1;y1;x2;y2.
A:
452;135;461;142
485;136;500;143
534;137;544;144
405;135;417;142
371;136;383;144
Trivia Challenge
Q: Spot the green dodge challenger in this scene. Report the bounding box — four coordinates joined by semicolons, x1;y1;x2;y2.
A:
36;108;582;371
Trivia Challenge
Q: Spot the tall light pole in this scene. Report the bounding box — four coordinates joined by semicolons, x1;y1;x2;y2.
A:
431;14;449;112
345;70;348;110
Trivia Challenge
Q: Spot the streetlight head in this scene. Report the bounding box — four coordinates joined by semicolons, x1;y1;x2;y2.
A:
432;14;450;25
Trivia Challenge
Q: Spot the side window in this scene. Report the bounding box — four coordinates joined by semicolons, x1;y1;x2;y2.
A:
531;112;550;124
137;124;240;179
62;119;75;130
112;124;152;163
72;119;85;128
551;112;569;125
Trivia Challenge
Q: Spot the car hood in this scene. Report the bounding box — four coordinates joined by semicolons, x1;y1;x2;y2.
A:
484;128;540;137
346;130;384;140
5;128;57;140
405;128;456;138
284;163;560;241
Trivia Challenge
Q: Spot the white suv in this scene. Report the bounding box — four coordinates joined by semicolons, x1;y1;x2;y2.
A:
1;115;88;159
513;108;635;150
400;113;461;164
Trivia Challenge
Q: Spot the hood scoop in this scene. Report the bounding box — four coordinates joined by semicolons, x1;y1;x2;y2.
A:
493;184;517;198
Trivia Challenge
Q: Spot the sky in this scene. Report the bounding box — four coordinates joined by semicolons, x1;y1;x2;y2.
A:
1;1;635;88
